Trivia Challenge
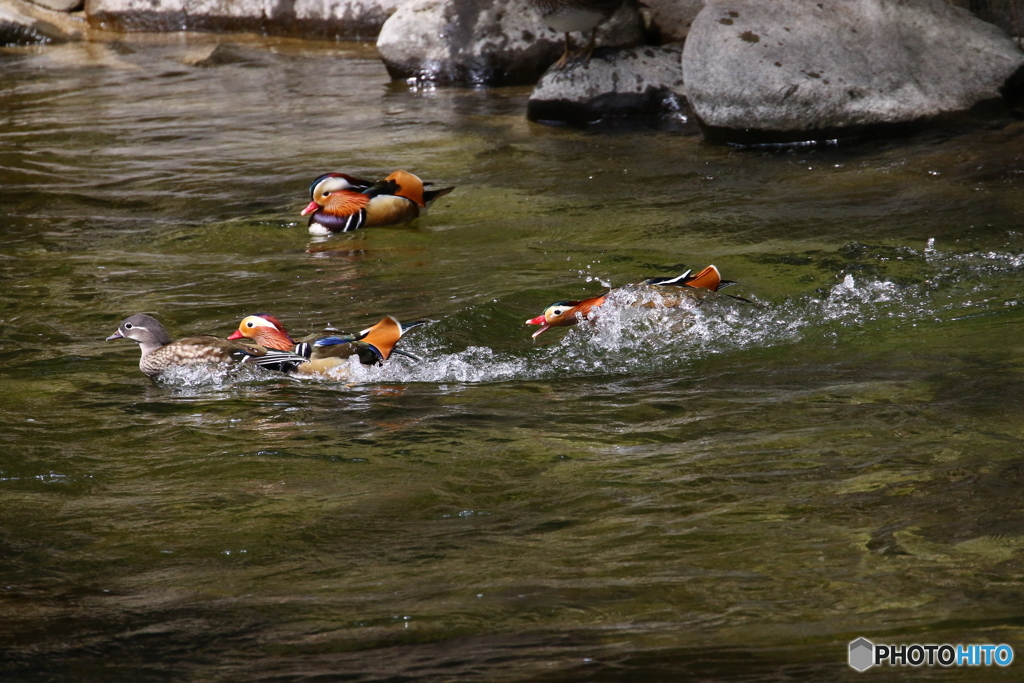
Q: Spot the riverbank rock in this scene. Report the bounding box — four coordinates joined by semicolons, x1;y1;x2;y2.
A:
1;0;86;43
527;44;689;126
376;0;645;86
642;0;702;43
84;0;400;38
683;0;1024;145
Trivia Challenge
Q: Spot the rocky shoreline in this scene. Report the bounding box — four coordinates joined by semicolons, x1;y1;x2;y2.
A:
3;0;1022;146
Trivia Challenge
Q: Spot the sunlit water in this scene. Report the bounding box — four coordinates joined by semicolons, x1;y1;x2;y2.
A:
2;35;1024;681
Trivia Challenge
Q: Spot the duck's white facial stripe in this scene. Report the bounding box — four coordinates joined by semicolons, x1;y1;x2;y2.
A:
243;317;279;330
315;177;355;196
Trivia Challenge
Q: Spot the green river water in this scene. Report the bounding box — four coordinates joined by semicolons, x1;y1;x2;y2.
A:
1;35;1024;681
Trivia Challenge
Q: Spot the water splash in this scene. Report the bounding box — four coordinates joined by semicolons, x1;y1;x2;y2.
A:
151;242;1024;388
155;362;292;389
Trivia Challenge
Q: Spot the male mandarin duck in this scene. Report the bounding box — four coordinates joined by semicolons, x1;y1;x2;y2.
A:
301;170;455;235
526;265;735;338
529;0;624;67
106;314;307;379
227;313;424;376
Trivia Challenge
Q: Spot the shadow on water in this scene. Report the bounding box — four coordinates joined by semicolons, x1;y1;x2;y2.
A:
2;35;1024;681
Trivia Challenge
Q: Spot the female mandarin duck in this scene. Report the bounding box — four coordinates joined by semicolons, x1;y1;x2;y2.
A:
526;265;735;338
301;170;455;235
227;313;424;376
107;314;307;379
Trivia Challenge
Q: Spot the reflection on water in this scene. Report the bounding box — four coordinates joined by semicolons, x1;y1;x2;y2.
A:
2;34;1024;681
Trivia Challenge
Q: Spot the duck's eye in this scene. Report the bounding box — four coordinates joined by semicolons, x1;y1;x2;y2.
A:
552;309;564;316
124;322;133;329
322;191;331;197
246;321;255;328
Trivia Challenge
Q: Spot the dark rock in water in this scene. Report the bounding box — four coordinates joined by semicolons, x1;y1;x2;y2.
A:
527;44;690;127
0;0;82;44
0;18;46;44
950;0;1024;41
642;0;703;43
376;0;645;87
84;0;400;38
683;0;1024;146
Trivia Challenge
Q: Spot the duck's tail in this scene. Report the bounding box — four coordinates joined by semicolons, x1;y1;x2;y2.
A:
644;265;736;292
357;316;410;363
423;185;455;207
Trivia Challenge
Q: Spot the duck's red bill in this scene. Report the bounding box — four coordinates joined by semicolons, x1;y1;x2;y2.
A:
300;201;319;216
526;314;550;337
227;330;244;340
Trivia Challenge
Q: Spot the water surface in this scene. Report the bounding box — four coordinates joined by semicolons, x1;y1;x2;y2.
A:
1;34;1024;681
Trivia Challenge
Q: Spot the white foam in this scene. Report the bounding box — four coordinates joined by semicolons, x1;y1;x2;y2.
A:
150;242;1024;389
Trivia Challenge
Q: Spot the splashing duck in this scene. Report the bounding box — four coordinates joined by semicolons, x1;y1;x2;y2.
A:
107;314;308;379
227;313;424;377
528;0;624;67
301;170;455;236
526;265;736;338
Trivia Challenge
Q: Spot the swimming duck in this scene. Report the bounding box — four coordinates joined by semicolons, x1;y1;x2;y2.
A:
526;265;735;338
528;0;623;67
107;314;307;379
301;170;455;236
227;313;424;376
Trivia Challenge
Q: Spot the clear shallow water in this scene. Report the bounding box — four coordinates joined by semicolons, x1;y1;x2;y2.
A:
2;35;1024;681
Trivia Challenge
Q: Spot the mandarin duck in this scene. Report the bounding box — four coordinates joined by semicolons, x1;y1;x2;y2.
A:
526;265;736;338
227;313;424;376
301;170;455;236
106;314;308;379
529;0;623;67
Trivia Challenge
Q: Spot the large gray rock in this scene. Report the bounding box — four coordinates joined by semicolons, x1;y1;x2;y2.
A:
84;0;398;37
527;44;690;126
642;0;702;43
376;0;646;86
683;0;1024;144
294;0;401;39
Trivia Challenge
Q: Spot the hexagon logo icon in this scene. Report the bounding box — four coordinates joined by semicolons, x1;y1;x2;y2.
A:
849;637;874;671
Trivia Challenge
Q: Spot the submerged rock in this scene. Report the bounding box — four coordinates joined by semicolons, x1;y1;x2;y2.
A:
683;0;1024;145
179;42;272;67
376;0;645;87
84;0;399;37
527;44;690;126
